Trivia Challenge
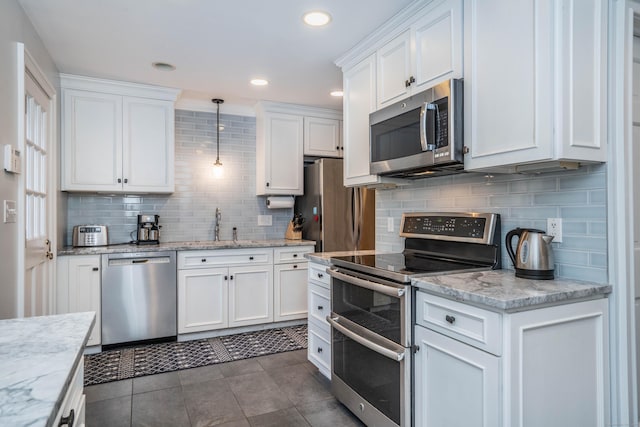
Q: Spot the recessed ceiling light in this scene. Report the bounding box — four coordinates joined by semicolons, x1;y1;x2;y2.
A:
152;62;176;71
303;11;331;27
330;90;343;97
250;79;269;86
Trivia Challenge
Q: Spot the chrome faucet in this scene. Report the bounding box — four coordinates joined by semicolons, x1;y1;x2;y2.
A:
215;208;221;241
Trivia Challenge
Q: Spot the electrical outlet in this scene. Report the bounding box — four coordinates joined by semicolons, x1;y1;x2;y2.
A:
387;217;394;232
547;218;563;243
258;215;272;226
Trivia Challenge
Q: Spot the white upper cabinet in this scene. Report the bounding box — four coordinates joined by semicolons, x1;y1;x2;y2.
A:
61;74;180;193
256;102;342;195
377;0;463;109
463;0;607;172
303;116;342;158
256;107;304;195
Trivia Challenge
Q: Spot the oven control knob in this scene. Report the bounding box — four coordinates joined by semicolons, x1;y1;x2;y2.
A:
359;403;365;412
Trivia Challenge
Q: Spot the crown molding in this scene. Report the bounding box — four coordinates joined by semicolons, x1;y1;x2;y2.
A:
60;73;181;101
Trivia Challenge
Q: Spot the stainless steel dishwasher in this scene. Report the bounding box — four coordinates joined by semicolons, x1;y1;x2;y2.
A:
101;251;177;347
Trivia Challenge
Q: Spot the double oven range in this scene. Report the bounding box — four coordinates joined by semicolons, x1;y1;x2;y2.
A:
326;212;501;427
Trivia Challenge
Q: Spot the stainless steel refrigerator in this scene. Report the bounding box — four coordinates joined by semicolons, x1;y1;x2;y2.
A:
295;158;375;252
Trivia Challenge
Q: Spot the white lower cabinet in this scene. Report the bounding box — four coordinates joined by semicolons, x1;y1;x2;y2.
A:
414;325;500;427
228;265;273;327
56;255;101;346
54;358;86;427
307;261;332;378
178;267;228;334
414;291;609;427
273;246;313;322
178;249;273;333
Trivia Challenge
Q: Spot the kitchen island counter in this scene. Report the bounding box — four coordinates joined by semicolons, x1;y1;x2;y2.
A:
59;239;316;256
0;312;95;426
413;269;612;312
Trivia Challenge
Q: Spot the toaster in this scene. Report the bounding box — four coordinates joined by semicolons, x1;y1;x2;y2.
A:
72;225;108;247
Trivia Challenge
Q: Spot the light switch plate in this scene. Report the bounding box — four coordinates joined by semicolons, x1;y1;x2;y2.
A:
258;215;272;226
4;200;16;223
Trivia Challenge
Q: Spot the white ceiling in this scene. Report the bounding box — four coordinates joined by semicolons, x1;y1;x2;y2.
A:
18;0;414;112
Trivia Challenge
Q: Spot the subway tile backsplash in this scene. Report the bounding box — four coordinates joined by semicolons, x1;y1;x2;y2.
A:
65;110;292;245
375;165;608;283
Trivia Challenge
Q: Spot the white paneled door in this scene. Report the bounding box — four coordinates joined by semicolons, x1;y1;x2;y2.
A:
21;48;56;317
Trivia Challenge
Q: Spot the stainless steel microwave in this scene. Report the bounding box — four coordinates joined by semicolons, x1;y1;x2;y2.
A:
369;79;463;178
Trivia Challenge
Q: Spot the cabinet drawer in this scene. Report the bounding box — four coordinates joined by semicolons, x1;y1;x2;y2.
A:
308;321;331;373
178;249;272;269
415;291;502;356
308;263;330;288
274;246;314;264
54;358;85;427
309;282;330;326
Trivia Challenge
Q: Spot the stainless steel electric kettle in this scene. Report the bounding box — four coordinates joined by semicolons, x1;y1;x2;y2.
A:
506;228;555;280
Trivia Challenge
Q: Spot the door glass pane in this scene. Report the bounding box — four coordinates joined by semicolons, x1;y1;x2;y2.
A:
333;331;401;424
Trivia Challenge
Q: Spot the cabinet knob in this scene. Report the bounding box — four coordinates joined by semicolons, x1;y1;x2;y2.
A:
317;305;323;310
124;178;128;184
58;408;75;427
266;182;270;187
92;267;99;271
224;275;228;280
317;347;323;353
201;258;207;263
230;275;234;280
293;264;298;269
445;315;456;324
117;178;122;183
404;75;416;87
249;256;254;261
336;146;340;150
293;254;298;258
317;273;323;278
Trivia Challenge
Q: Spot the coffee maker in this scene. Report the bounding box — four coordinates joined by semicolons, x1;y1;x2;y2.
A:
137;214;160;245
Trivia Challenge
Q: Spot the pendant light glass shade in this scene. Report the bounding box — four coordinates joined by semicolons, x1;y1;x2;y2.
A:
212;98;224;178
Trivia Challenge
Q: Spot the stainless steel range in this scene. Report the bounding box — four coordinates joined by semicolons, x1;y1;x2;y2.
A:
326;212;501;427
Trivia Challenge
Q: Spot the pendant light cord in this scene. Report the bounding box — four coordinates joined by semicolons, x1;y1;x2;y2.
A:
212;98;224;164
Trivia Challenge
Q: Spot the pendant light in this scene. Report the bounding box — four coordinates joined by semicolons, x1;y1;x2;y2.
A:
212;98;224;178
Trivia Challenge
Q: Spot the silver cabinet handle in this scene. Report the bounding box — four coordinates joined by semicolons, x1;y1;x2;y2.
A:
327;315;405;362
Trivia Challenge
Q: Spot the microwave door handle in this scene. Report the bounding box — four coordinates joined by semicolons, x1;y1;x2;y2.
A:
420;103;437;152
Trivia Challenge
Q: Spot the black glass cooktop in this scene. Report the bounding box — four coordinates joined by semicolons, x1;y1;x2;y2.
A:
331;253;488;283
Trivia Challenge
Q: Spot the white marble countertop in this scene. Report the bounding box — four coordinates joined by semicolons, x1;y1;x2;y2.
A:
413;270;612;311
58;239;316;256
0;312;95;427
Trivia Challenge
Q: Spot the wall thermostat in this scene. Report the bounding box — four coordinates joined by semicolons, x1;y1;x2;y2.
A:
4;145;21;174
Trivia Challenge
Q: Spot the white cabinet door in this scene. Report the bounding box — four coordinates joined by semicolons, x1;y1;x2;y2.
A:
66;256;102;346
412;0;463;91
414;325;500;427
554;0;607;162
303;117;341;158
507;299;608;427
274;263;308;321
62;90;122;192
343;54;378;187
123;97;175;193
377;30;412;109
464;0;554;171
256;112;303;195
228;265;273;327
178;267;228;334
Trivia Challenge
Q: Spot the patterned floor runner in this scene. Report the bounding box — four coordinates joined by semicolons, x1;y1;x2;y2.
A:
84;324;308;386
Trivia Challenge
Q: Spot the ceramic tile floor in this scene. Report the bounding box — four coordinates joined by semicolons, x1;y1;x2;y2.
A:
84;349;366;427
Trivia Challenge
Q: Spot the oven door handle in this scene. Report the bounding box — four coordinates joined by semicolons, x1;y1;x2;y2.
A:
327;315;406;362
327;268;406;298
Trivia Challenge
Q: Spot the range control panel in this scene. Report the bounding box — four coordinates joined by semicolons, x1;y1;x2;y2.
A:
400;213;499;244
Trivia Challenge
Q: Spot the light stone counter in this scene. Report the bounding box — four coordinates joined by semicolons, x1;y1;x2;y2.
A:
0;312;95;426
412;269;612;311
58;239;316;256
